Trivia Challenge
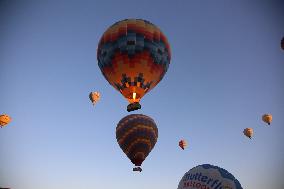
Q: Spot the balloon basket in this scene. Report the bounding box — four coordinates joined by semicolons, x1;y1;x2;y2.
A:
127;102;141;112
133;167;142;172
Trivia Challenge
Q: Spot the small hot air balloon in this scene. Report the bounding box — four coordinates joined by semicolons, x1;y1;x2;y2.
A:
243;128;253;139
0;114;11;128
89;91;100;105
281;37;284;50
179;139;187;150
116;114;158;172
177;164;243;189
262;114;272;125
97;19;171;112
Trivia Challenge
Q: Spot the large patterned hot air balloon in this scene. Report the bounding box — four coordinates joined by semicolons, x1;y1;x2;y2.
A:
262;114;272;125
243;128;253;139
0;114;11;128
89;91;101;106
179;139;187;150
177;164;243;189
116;114;158;172
97;19;171;112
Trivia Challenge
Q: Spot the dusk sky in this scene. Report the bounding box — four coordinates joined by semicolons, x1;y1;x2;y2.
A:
0;1;284;189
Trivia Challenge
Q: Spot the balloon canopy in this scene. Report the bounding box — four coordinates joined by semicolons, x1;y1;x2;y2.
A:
89;91;101;105
97;19;171;111
0;114;11;128
243;128;253;139
116;114;158;168
177;164;243;189
262;114;272;125
179;139;187;150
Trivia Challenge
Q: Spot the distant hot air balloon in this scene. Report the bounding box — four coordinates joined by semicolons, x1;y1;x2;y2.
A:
0;114;11;128
179;139;187;150
97;19;171;112
281;37;284;50
116;114;158;172
177;164;243;189
262;114;272;125
89;91;100;105
243;128;253;139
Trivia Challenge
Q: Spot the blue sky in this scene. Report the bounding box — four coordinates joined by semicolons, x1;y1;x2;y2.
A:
0;1;284;188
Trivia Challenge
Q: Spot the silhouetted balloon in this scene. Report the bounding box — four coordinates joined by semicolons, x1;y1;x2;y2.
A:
116;114;158;171
0;114;11;128
97;19;171;112
243;128;253;139
262;114;272;125
177;164;243;189
179;139;187;150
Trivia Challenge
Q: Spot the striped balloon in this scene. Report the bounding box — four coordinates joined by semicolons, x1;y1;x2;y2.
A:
116;114;158;167
97;19;171;110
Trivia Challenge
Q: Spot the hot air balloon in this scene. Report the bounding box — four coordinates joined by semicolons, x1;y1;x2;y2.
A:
243;128;253;139
281;37;284;50
0;114;11;128
97;19;171;112
116;114;158;172
89;91;101;105
262;114;272;125
177;164;243;189
179;139;187;150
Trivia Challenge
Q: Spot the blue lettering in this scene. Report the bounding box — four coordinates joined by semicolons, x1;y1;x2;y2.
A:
201;176;208;182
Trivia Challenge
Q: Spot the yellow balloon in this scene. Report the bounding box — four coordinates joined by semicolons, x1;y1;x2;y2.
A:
0;114;11;128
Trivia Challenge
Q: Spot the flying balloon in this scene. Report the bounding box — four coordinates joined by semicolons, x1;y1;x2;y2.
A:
116;114;158;172
177;164;243;189
0;114;11;128
243;128;253;139
89;91;101;105
262;114;272;125
179;139;187;150
97;19;171;112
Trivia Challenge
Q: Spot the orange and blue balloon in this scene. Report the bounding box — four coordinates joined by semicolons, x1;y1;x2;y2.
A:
97;19;171;111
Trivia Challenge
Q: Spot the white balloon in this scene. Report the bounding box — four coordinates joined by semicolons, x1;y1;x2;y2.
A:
177;164;242;189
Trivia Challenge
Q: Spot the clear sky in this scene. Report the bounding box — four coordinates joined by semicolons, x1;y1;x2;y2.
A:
0;1;284;189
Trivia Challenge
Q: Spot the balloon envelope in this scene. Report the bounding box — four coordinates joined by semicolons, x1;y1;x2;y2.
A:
0;114;11;128
116;114;158;167
262;114;272;125
97;19;171;109
243;128;253;139
89;91;101;105
177;164;243;189
179;139;187;150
